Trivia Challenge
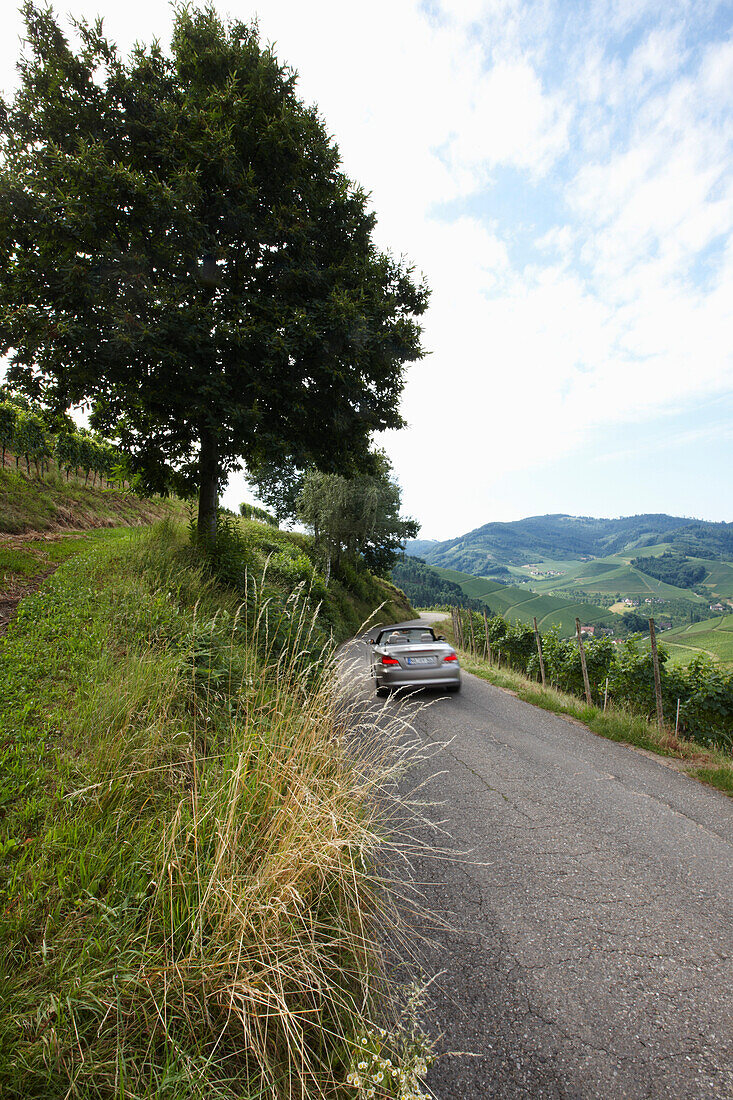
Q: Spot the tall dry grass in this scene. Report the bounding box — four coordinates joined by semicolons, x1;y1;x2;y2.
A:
1;526;435;1099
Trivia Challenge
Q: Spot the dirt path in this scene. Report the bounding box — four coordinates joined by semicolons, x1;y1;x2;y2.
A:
0;529;93;635
0;567;58;635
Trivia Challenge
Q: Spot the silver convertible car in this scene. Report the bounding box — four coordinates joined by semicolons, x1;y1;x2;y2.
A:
368;623;461;696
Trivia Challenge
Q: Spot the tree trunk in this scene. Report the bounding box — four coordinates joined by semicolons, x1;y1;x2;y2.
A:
197;426;219;545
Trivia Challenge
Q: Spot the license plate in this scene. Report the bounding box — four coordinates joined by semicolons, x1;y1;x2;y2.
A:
407;657;434;666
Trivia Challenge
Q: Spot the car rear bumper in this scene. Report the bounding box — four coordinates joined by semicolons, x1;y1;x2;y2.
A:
374;664;461;690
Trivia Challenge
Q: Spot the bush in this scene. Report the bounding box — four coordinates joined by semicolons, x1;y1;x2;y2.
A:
676;656;733;751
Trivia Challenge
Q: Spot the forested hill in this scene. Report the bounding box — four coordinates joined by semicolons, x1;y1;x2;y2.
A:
407;514;733;573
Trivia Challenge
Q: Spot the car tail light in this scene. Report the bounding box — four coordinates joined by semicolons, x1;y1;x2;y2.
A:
380;655;400;666
443;653;458;663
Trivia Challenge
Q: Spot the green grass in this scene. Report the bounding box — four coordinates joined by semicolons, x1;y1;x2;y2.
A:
0;462;187;534
698;560;733;598
655;614;733;667
0;532;111;591
686;766;733;793
0;522;424;1099
0;546;45;582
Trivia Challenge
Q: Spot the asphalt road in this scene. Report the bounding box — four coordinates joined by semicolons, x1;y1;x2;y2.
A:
350;619;733;1099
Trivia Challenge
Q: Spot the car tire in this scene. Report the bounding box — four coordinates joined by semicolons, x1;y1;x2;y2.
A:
376;686;389;698
446;684;461;693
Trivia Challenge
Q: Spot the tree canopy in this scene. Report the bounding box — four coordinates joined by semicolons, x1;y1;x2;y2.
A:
0;3;428;538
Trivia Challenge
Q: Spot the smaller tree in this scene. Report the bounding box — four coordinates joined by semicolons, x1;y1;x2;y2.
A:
0;402;17;467
297;465;417;580
14;409;49;476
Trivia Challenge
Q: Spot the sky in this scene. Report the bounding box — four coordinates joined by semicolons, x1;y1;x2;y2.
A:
2;0;732;538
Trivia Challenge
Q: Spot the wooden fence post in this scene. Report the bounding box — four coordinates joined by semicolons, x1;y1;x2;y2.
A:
468;611;476;655
483;609;491;663
533;617;546;688
575;618;592;705
649;618;664;729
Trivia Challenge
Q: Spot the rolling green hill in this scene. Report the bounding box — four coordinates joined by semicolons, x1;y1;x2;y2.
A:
502;555;707;602
432;565;617;636
408;518;733;627
652;614;733;667
408;513;733;573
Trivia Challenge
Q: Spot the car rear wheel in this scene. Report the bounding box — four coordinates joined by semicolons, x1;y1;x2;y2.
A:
376;686;389;698
446;684;461;693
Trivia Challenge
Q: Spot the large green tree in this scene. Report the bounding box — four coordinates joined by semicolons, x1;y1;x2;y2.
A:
0;4;428;539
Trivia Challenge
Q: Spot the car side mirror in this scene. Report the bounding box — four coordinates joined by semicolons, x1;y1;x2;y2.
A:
368;639;376;645
437;634;446;641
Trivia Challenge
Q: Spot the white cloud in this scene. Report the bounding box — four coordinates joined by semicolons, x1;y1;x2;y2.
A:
446;59;571;177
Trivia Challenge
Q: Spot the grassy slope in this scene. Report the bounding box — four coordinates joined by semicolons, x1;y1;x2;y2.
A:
433;565;616;634
0;522;422;1098
654;613;733;667
1;531;114;594
0;463;188;534
508;554;708;601
698;560;733;598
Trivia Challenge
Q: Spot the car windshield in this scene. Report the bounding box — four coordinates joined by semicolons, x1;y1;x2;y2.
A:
379;628;436;645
